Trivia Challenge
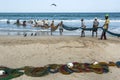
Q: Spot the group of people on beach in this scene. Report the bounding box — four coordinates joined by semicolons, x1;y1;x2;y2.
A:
6;14;110;40
48;14;110;40
81;17;99;37
7;19;27;26
80;14;110;40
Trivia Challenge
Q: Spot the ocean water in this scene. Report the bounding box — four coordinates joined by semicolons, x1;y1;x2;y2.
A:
0;13;120;36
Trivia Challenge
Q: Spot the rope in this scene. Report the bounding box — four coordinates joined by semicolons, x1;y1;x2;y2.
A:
62;24;98;31
0;66;24;80
63;24;120;37
0;61;119;79
62;24;80;31
106;30;120;37
48;64;60;73
24;66;49;77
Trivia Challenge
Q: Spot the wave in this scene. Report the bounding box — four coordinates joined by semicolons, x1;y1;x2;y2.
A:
1;19;120;23
0;28;50;32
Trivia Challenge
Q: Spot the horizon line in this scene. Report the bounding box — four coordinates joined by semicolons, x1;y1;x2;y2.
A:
0;11;120;13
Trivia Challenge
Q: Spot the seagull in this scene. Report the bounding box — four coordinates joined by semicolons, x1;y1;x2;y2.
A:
24;33;27;37
51;3;57;7
31;33;33;36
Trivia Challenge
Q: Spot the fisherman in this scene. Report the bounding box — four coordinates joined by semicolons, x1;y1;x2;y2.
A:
28;19;34;24
16;19;20;24
23;21;27;26
50;20;54;35
44;19;49;26
7;19;10;24
59;21;63;35
92;17;99;37
81;19;86;37
99;14;110;40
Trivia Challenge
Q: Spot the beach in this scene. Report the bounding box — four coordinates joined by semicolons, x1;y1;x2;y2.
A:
0;13;120;36
0;36;120;80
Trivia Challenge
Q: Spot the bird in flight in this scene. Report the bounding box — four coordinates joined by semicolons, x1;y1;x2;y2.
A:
51;3;57;7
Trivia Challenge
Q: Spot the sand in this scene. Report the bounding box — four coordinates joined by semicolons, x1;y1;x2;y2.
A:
0;36;120;80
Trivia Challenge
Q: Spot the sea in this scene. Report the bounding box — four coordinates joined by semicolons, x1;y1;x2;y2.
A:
0;12;120;36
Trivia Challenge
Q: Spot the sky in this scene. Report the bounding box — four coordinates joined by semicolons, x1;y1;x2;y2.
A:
0;0;119;13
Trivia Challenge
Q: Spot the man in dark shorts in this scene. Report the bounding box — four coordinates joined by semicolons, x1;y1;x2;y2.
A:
99;14;110;40
92;17;99;37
